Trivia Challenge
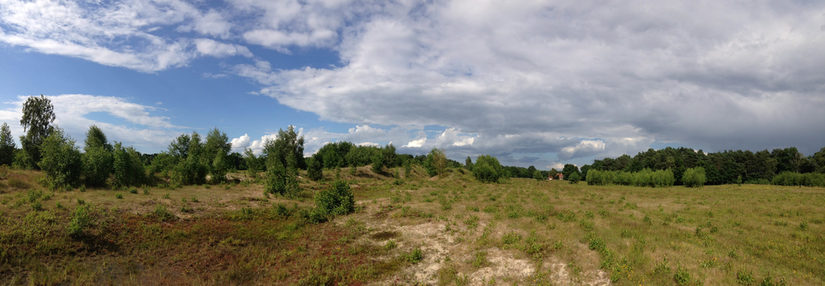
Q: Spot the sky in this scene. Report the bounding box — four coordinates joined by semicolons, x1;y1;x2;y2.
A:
1;0;824;170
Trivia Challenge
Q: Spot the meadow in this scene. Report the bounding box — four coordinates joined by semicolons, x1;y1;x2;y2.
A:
1;166;823;285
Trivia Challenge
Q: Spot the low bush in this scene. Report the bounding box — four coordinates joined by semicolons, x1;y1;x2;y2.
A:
473;155;504;183
315;180;355;219
401;248;424;264
771;172;825;187
151;205;177;222
682;167;706;188
586;169;675;187
67;204;91;238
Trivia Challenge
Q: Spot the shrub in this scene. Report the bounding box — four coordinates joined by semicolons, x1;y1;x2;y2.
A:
112;143;146;187
307;156;323;181
736;270;754;285
265;159;300;197
585;168;674;187
210;149;228;184
315;180;355;218
473;155;503;183
568;172;581;184
772;172;825;187
673;266;692;285
151;205;177;222
402;248;424;264
371;153;384;174
424;149;447;177
682;167;706;187
38;129;83;189
67;204;91;238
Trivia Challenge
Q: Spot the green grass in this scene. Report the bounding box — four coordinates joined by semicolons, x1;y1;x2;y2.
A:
0;167;823;284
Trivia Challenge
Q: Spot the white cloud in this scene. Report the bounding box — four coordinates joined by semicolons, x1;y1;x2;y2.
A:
191;10;232;38
239;0;825;164
230;133;251;152
194;38;252;58
435;128;475;147
559;140;606;160
547;163;564;171
4;0;825;167
1;94;185;152
0;0;252;72
403;137;426;148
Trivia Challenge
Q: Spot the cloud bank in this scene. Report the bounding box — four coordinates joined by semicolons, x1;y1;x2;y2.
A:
4;0;825;168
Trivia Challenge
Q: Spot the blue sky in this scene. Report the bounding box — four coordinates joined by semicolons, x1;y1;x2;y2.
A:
2;0;825;170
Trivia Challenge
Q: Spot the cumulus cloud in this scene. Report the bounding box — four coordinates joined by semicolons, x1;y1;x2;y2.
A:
0;94;185;151
0;0;251;72
5;1;825;168
238;0;825;166
230;133;251;152
559;140;606;160
403;137;426;148
194;38;252;58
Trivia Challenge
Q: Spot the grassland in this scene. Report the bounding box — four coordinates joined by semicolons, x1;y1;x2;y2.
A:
1;166;824;285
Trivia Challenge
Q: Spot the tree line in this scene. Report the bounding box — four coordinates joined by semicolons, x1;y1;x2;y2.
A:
578;147;825;186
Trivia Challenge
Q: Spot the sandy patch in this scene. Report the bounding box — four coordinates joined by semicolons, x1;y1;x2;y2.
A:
469;248;535;285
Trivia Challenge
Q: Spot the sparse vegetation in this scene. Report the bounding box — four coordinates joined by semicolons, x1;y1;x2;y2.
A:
1;112;824;285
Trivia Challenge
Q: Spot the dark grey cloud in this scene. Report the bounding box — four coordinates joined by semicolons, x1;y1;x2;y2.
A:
235;0;825;167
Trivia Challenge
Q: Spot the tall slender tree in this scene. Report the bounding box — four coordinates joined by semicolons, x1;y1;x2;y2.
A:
0;123;15;166
19;95;55;169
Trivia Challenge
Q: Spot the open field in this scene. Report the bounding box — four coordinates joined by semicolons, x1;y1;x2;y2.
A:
1;167;824;285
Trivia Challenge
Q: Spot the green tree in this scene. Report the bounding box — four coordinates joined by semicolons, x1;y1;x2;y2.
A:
473;155;503;183
682;167;707;188
19;95;56;169
168;133;191;159
814;147;825;173
243;148;260;179
307;155;323;181
204;128;231;183
568;172;581;184
82;126;113;187
403;160;412;178
264;127;303;197
465;156;473;170
38;129;82;188
169;132;208;185
533;169;545;181
425;148;447;177
382;144;397;168
0;122;15;166
112;143;146;187
211;148;228;183
562;164;580;180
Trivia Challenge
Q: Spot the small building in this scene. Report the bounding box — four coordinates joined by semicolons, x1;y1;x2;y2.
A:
548;173;564;181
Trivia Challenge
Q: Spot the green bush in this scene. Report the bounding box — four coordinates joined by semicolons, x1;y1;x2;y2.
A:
307;156;323;181
112;143;146;187
424;148;447;177
265;158;299;197
38;129;83;189
67;204;91;238
568;172;581;184
586;168;675;187
402;248;424;264
82;126;113;187
473;155;503;183
772;172;825;187
673;266;692;285
151;205;177;222
682;167;706;187
315;180;355;218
